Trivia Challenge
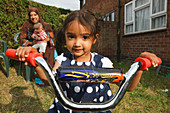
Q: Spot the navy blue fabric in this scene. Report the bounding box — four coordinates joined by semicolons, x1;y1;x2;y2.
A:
48;53;114;113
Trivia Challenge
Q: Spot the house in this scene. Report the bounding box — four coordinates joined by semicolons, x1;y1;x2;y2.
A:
80;0;170;66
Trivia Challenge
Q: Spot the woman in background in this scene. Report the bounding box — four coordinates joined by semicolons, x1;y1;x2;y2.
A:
19;7;56;85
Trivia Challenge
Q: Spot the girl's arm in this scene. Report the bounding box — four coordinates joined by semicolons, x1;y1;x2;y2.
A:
52;61;61;71
127;52;159;92
127;70;143;92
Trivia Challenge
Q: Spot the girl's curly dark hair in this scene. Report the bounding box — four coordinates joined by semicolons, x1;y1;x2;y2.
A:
56;9;101;48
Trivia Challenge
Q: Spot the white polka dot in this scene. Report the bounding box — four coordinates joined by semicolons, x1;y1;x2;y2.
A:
93;98;97;102
107;90;112;97
99;96;104;102
96;86;99;92
86;86;93;93
92;60;96;66
71;60;75;65
49;104;54;109
77;62;83;66
85;62;90;66
55;98;58;103
94;53;98;55
100;84;104;89
66;83;70;89
74;86;81;93
57;110;60;113
71;98;74;101
62;56;67;61
64;91;67;96
101;57;113;68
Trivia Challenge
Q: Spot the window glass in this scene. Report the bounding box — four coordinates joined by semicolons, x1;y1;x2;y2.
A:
103;17;106;21
135;7;150;32
152;0;165;14
135;0;149;7
111;12;115;21
82;0;86;6
125;0;167;34
126;24;133;33
152;15;166;29
126;3;132;22
107;16;109;21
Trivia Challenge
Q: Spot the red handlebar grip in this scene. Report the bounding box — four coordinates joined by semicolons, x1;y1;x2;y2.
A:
134;57;162;70
6;49;43;67
157;57;162;65
6;49;19;60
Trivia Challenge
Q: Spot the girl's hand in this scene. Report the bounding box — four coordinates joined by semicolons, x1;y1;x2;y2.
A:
139;52;159;70
16;46;37;65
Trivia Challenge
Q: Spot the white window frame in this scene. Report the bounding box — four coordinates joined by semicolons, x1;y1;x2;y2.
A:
103;11;115;22
124;0;167;35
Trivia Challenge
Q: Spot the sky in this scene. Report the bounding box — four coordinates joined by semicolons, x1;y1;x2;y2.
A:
32;0;80;11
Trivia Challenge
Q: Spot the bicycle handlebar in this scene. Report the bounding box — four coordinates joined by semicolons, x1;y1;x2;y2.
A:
6;49;43;67
6;49;162;112
134;57;162;70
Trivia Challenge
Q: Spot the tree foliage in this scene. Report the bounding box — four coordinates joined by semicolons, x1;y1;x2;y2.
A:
0;0;70;50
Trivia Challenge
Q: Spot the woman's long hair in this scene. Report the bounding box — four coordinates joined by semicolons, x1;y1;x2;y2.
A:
28;7;44;25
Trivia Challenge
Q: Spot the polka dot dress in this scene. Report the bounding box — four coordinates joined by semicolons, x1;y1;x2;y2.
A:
48;52;114;113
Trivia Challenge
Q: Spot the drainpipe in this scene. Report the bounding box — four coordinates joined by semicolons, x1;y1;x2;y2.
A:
80;0;82;9
117;0;121;62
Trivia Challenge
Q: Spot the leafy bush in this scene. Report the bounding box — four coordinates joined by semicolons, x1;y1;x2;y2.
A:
0;0;70;51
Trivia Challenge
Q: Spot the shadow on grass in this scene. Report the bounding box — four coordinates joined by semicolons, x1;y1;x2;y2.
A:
113;60;170;96
9;59;31;81
0;59;8;77
0;86;46;113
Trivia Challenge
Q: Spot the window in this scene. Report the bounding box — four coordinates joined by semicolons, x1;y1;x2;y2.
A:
124;0;167;34
82;0;86;6
103;11;115;22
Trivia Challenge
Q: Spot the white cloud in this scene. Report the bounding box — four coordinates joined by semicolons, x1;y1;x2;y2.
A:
32;0;80;11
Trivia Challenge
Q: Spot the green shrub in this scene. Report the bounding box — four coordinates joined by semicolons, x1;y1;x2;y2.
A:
0;0;70;52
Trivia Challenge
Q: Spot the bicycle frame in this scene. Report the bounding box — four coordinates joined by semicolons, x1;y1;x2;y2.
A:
6;49;162;112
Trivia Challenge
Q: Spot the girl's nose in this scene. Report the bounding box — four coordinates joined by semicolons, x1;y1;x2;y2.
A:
74;39;81;46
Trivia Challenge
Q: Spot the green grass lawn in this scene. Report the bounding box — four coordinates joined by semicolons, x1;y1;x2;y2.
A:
0;60;169;113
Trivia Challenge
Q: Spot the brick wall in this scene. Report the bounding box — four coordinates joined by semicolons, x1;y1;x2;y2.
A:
82;0;119;58
81;0;170;65
121;30;170;60
82;0;119;21
92;21;117;58
121;0;170;65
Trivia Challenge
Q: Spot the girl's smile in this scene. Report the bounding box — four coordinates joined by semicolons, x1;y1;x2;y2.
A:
73;48;83;52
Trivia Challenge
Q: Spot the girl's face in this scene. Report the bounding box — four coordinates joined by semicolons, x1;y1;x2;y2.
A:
65;19;97;62
30;11;39;24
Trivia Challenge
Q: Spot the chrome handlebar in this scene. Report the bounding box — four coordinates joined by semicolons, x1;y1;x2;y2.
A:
35;57;140;112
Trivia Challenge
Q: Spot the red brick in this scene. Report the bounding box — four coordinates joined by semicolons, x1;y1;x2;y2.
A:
81;0;170;65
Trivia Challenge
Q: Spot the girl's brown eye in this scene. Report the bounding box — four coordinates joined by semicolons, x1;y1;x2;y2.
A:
83;36;89;40
68;35;74;39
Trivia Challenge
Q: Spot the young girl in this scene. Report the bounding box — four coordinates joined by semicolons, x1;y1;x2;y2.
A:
47;10;159;113
16;9;159;113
